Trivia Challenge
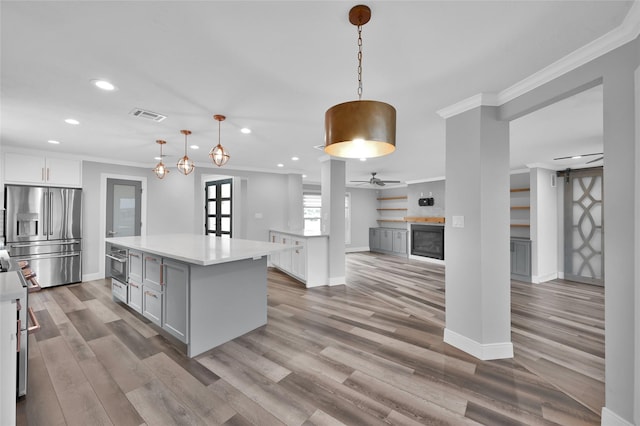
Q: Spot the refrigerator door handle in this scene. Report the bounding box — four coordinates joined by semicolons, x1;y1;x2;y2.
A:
49;191;53;236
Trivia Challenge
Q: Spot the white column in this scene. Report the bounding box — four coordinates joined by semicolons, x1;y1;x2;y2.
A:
443;105;513;360
321;157;346;286
530;167;558;283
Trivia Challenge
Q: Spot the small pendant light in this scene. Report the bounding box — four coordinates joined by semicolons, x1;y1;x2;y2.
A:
153;140;169;179
324;5;396;159
177;129;195;175
209;114;230;167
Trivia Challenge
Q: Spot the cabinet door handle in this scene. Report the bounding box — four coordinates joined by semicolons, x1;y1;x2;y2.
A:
145;291;158;299
271;235;275;242
129;253;140;258
113;282;122;289
145;256;157;262
27;307;41;334
129;282;139;288
160;264;164;286
46;167;50;181
16;319;21;352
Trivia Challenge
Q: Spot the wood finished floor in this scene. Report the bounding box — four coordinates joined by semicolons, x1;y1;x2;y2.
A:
16;252;604;426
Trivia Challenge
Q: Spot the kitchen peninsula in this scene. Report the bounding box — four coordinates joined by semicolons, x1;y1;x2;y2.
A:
105;234;292;357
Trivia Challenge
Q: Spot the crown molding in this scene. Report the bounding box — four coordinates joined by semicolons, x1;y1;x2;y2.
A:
405;175;446;185
436;93;499;119
438;0;640;118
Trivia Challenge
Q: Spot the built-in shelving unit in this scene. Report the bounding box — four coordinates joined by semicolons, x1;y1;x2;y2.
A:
376;195;408;226
510;185;530;236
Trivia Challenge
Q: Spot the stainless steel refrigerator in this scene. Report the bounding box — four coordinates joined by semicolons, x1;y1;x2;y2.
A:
4;185;82;288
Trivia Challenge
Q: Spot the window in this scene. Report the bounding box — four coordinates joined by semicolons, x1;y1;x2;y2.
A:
205;179;232;238
303;192;351;244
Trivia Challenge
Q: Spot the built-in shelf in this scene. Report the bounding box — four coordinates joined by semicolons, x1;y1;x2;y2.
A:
510;188;530;193
377;208;408;211
510;224;530;228
377;219;406;223
377;196;408;201
511;206;530;210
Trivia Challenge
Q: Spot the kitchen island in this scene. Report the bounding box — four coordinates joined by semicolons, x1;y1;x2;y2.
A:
105;234;292;357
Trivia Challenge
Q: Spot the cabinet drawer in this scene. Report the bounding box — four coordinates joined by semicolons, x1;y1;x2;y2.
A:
142;254;163;288
112;278;127;303
142;286;162;326
127;280;143;313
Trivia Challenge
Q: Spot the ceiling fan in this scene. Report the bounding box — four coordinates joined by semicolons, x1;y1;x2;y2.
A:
351;172;401;186
553;152;603;164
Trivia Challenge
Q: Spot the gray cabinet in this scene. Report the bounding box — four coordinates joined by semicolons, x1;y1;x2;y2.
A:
142;285;162;326
127;280;142;313
111;278;127;303
143;253;162;288
511;238;531;281
380;229;393;252
369;228;380;251
162;259;189;342
128;250;142;283
392;230;407;254
370;228;408;257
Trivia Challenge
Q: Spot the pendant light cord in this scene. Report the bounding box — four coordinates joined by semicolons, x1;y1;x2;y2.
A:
357;24;363;100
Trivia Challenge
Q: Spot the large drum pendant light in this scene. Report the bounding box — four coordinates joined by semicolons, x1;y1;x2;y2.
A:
325;5;396;159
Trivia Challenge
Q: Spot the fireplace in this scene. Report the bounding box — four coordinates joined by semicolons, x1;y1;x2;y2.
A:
411;224;444;260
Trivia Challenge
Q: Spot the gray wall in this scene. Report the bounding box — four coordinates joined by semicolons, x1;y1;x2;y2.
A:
406;180;445;218
500;37;639;424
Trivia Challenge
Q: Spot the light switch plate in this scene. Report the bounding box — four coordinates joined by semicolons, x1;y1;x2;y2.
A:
452;215;465;228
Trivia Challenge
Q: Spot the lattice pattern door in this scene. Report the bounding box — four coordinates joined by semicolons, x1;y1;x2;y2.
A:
564;169;603;285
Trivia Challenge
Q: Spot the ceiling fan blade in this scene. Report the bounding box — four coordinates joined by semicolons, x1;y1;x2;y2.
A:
553;152;603;161
586;156;604;164
350;180;370;183
379;180;401;183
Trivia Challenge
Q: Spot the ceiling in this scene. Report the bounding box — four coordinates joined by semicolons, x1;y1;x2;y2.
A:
0;1;633;186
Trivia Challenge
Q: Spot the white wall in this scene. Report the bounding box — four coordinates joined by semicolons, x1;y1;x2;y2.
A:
531;168;558;283
406;180;445;218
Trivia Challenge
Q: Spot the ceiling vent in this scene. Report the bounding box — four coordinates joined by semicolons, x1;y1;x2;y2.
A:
129;108;167;122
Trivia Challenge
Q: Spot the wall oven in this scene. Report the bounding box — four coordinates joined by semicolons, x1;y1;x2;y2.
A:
106;244;128;284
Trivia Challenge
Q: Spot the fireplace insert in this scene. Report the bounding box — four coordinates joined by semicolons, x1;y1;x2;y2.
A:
411;225;444;260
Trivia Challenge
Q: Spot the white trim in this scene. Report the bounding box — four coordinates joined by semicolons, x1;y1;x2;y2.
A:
436;93;499;119
405;176;446;185
408;254;445;266
443;328;514;361
82;272;103;282
328;276;346;286
346;246;369;253
99;174;147;280
437;2;640;118
531;272;558;284
558;271;565;279
600;407;634;426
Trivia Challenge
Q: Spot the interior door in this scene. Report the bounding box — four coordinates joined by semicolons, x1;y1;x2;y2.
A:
205;179;232;238
106;179;142;238
564;168;604;286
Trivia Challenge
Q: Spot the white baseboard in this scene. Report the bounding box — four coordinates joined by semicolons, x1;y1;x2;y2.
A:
346;246;369;253
328;276;346;286
558;272;565;279
601;407;634;426
82;272;104;282
531;272;558;284
444;328;514;360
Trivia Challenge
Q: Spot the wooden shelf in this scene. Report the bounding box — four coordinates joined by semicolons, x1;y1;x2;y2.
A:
377;219;406;223
377;196;408;201
403;216;445;224
511;206;530;210
377;208;408;211
510;188;530;193
510;224;530;228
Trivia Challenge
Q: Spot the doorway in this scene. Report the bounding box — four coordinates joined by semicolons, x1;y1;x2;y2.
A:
106;178;142;238
205;178;232;238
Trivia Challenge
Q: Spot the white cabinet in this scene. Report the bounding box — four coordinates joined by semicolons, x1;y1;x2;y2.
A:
111;278;127;303
0;299;17;426
142;286;162;326
269;230;328;287
162;258;189;342
128;250;143;283
142;254;162;288
3;153;82;187
127;280;142;313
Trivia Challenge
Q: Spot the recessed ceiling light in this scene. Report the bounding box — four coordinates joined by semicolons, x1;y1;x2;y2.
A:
48;140;60;145
360;158;367;162
277;163;284;168
240;128;251;134
92;79;116;91
154;156;162;161
291;156;299;161
302;174;307;178
190;145;199;150
64;118;80;125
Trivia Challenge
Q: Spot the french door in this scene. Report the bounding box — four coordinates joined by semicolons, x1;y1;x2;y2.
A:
564;168;603;286
106;178;142;238
205;179;232;238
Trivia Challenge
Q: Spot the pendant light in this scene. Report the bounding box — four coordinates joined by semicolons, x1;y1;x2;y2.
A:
152;140;169;179
324;4;396;159
209;114;230;167
177;129;195;175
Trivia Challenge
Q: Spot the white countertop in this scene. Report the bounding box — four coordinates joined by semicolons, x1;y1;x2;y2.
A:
106;234;294;266
269;229;329;238
0;271;25;302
